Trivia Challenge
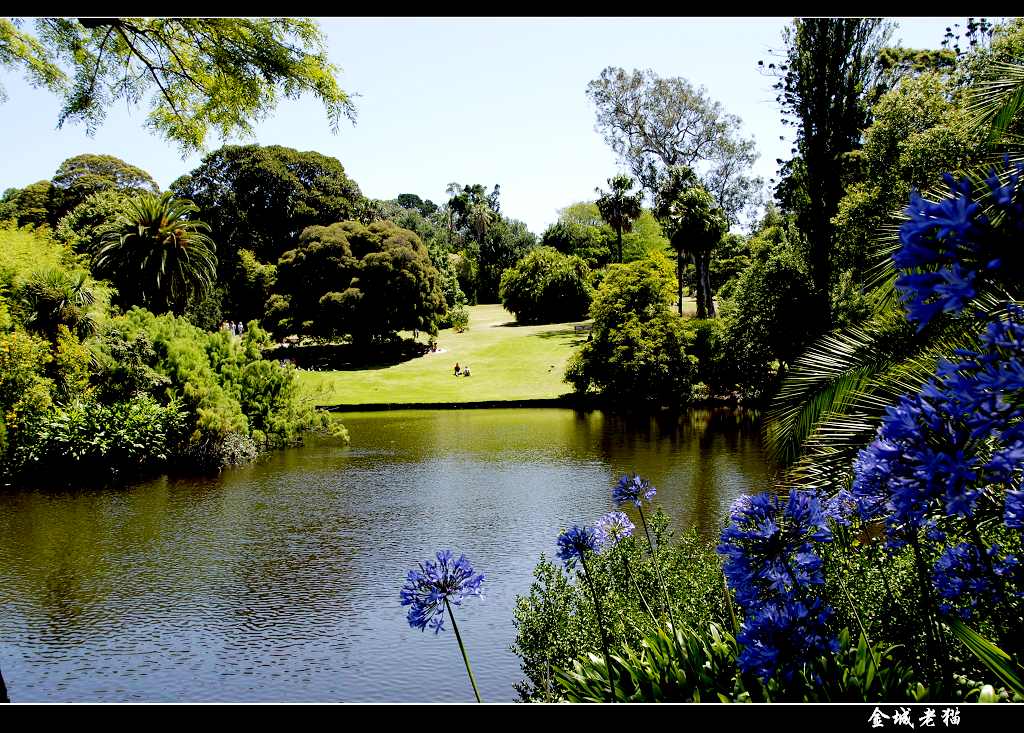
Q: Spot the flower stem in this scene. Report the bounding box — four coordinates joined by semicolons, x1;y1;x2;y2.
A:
444;597;482;703
910;534;949;692
580;552;617;703
637;505;687;664
621;554;658;628
834;564;882;673
722;569;739;636
637;505;679;632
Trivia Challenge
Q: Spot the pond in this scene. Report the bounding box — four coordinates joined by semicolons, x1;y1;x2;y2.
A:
0;407;771;702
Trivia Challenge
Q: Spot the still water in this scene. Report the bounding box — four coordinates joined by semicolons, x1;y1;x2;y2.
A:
0;408;771;702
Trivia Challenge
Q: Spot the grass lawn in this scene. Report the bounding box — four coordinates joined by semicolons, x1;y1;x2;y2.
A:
297;304;591;405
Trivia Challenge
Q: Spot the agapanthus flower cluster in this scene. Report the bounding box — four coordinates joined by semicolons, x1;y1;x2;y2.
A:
847;307;1024;544
735;596;838;684
400;550;484;633
613;474;657;508
718;490;836;682
593;511;635;549
933;542;1024;620
895;162;1023;331
556;525;600;570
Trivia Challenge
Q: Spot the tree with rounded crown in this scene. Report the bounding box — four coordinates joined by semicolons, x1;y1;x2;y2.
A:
95;191;217;315
51;153;159;218
271;220;445;343
595;174;643;264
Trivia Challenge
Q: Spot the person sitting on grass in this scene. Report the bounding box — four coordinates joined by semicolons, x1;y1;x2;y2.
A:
462;364;471;377
454;362;461;376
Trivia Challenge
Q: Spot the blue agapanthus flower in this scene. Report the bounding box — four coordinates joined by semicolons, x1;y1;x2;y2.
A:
400;550;484;634
933;543;1024;619
594;511;635;549
721;491;839;685
894;163;1023;331
1006;490;1024;531
736;596;839;684
556;525;599;569
613;474;657;508
718;490;833;611
851;307;1024;541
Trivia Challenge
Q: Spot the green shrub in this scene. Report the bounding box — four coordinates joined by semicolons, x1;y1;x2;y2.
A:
53;189;130;256
568;312;697;407
447;303;470;333
51;324;92;400
14;394;186;479
0;329;55;467
685;318;731;397
555;622;928;702
720;241;818;397
499;246;592;324
512;514;726;701
564;254;697;407
110;308;329;465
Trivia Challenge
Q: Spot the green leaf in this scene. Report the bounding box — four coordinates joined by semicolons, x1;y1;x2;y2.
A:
944;616;1024;696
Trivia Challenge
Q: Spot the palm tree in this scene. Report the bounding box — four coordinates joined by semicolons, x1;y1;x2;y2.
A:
18;267;99;339
595;174;643;263
654;167;728;318
95;191;217;315
467;200;497;243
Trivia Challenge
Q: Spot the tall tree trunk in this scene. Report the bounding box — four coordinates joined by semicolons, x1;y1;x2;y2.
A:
703;262;716;319
616;226;623;263
696;251;704;317
694;250;716;319
676;251;683;316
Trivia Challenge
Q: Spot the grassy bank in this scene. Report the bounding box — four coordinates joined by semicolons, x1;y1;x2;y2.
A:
298;304;591;406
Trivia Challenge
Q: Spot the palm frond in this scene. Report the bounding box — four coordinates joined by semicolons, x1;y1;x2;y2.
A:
765;311;909;466
776;316;986;492
964;61;1024;144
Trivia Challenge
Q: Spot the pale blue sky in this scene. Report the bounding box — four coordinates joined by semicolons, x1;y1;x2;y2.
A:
0;17;973;234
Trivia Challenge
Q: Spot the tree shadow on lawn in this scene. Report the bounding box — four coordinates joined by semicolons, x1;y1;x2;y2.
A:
264;337;429;372
530;327;588;343
495;320;591;329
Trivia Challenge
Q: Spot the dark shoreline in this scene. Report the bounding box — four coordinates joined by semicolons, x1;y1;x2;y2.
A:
318;394;756;412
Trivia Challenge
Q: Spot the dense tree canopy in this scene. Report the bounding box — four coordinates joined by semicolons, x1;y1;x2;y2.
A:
170;144;365;322
476;216;536;303
764;18;891;328
171;144;364;262
270;220;445;342
0;153;157;230
541;218;613;268
54;189;132;255
0;18;355;154
720;210;818;395
0;181;56;228
395;193;438;217
832;71;981;279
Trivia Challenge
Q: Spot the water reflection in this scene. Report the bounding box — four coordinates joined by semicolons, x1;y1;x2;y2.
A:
0;407;769;702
